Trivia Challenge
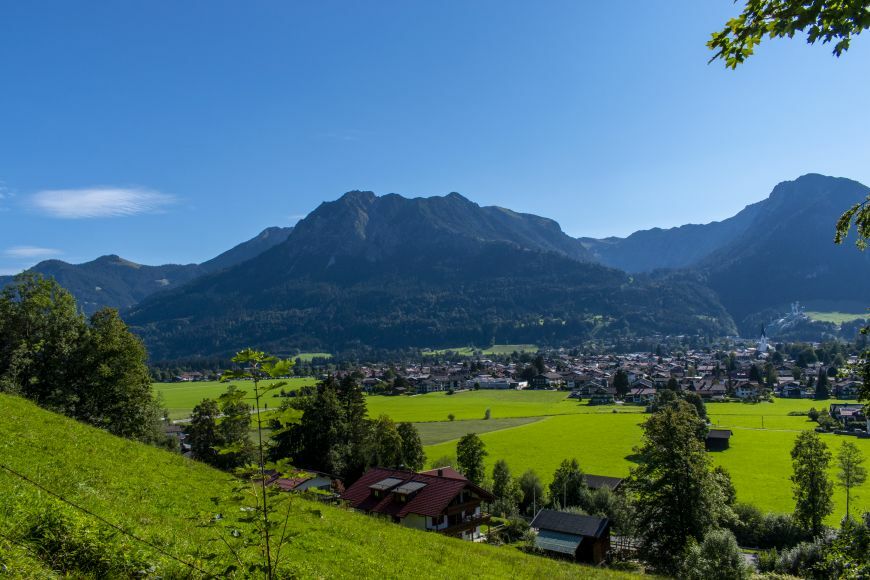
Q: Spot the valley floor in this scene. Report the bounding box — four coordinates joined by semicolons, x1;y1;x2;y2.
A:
366;390;870;519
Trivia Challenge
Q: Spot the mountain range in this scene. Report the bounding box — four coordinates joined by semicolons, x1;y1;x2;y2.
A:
0;226;293;314
582;174;870;327
3;174;867;358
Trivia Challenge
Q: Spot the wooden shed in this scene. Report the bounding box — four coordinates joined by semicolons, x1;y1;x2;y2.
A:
705;428;732;451
530;509;610;565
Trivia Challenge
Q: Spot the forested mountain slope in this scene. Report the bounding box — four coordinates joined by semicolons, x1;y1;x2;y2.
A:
0;227;292;314
126;191;736;358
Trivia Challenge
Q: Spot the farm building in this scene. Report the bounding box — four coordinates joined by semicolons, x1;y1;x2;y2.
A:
705;428;732;451
530;509;611;564
271;471;337;493
584;475;623;492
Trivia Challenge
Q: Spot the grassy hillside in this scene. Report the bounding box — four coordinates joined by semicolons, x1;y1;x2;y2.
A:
422;344;539;356
0;394;633;579
805;311;869;324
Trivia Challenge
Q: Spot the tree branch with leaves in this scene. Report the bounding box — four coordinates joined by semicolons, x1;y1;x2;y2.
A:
709;0;870;69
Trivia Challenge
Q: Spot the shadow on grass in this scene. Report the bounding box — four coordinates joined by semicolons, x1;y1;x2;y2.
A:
624;452;645;465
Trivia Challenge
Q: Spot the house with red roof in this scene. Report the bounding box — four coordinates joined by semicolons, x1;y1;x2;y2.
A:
340;466;494;540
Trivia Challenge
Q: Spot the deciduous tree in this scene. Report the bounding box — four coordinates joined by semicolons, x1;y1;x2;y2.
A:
187;398;221;465
791;430;834;537
518;469;545;515
836;440;867;518
0;275;166;443
216;385;256;470
709;0;870;69
682;528;751;580
456;433;487;485
629;400;728;575
397;422;425;471
549;458;587;509
368;415;404;468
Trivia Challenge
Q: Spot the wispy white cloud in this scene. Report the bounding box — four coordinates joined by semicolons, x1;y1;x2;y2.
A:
31;187;175;218
4;246;62;259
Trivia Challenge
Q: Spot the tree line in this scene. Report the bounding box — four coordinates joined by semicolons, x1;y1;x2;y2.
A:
0;275;169;445
186;372;426;483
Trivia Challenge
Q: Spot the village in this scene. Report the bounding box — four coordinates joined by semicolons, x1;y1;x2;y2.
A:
212;332;868;569
313;334;867;433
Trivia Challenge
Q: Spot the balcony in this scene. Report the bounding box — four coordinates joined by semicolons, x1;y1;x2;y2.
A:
445;500;482;516
439;513;491;536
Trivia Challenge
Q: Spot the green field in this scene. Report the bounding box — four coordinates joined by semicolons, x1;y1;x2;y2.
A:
154;377;318;419
0;394;632;579
422;344;539;356
414;417;543;445
367;391;870;519
366;389;633;422
805;310;869;324
294;352;333;361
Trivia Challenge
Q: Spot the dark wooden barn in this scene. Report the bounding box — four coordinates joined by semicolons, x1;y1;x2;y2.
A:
705;428;732;451
530;509;610;565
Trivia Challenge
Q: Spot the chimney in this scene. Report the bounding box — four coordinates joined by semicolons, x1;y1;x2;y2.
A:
437;468;443;477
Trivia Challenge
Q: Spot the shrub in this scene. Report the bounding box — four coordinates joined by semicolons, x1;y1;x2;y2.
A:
681;529;751;580
757;548;779;573
808;407;820;422
777;539;829;578
816;411;837;431
727;503;809;549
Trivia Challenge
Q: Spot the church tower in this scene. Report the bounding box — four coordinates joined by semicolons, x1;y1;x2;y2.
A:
757;325;769;353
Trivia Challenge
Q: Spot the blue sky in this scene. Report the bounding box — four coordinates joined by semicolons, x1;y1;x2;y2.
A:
2;1;869;274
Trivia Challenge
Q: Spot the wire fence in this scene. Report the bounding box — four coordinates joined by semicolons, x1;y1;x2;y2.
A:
0;462;215;578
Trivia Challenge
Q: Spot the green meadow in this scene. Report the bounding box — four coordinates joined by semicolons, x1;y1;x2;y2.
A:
421;344;539;356
366;389;634;422
294;352;333;361
154;377;318;419
369;390;870;520
805;310;869;324
414;417;544;446
0;394;630;579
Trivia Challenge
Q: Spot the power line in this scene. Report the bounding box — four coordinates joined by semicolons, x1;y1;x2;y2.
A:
0;462;214;578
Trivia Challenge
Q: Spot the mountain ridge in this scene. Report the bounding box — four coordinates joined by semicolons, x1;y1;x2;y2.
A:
126;190;735;359
0;226;293;314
